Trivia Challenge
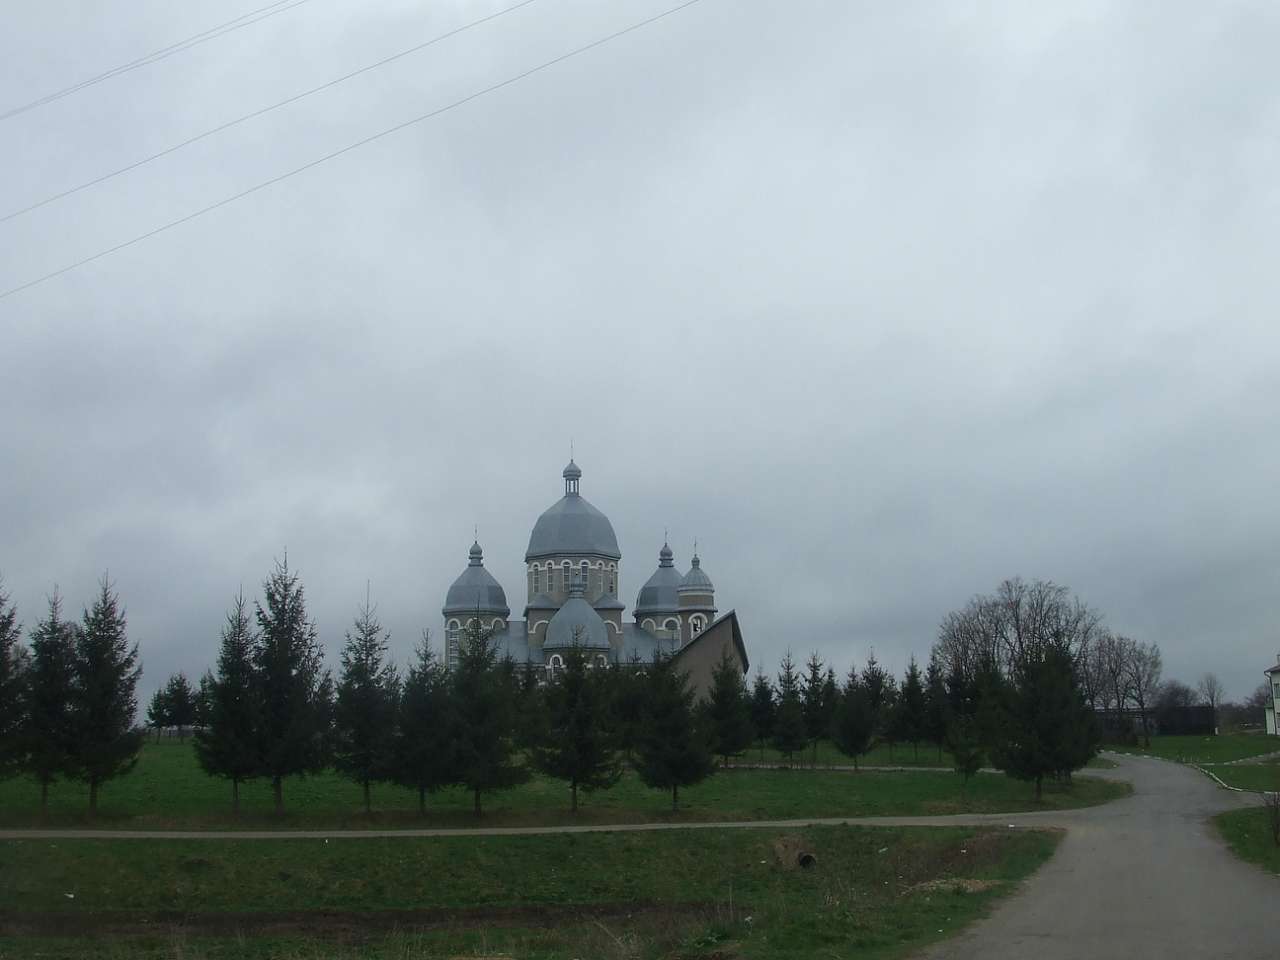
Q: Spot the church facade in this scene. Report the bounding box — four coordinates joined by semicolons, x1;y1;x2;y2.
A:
442;460;747;695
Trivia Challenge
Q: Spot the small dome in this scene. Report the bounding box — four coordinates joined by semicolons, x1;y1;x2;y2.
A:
634;542;683;615
544;577;610;650
678;553;714;595
443;541;510;617
562;459;582;480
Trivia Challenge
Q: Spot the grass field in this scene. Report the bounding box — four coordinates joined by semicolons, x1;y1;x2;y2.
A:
1213;808;1280;877
1111;733;1279;765
0;740;1129;830
0;823;1060;959
1203;762;1280;793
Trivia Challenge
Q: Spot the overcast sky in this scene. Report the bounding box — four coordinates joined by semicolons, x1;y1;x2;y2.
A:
3;0;1278;707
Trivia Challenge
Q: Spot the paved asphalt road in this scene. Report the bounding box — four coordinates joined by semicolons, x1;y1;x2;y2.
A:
2;754;1273;958
912;754;1275;960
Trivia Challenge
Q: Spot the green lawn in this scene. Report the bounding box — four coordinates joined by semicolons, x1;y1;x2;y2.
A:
0;740;1128;830
1204;762;1280;793
0;823;1060;959
1111;733;1279;764
1213;807;1280;876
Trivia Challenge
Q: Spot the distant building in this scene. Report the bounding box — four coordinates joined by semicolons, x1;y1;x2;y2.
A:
1265;655;1280;736
441;460;747;697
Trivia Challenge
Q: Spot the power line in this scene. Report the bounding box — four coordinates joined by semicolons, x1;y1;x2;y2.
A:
2;0;541;225
1;0;315;122
0;0;708;303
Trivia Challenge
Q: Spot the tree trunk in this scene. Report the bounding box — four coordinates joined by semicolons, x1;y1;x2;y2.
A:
571;779;578;813
40;779;49;815
363;779;371;814
1035;775;1043;801
232;778;240;817
89;778;99;814
473;789;481;817
418;787;426;816
672;784;679;812
272;776;283;815
913;741;919;761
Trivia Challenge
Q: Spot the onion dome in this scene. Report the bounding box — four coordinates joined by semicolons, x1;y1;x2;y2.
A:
544;575;611;650
443;541;510;617
634;541;683;616
525;461;621;561
678;552;714;596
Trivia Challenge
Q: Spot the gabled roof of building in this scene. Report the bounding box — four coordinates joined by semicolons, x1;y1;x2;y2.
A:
671;608;748;674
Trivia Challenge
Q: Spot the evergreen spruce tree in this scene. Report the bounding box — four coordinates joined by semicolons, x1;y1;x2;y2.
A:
194;594;260;815
800;652;826;767
21;593;77;813
748;670;775;761
145;687;170;740
771;651;807;763
532;642;621;812
861;652;890;736
391;635;458;814
633;653;713;811
832;666;875;769
990;647;1099;799
164;672;197;741
253;558;332;814
195;673;215;728
334;597;400;814
897;657;926;760
72;577;144;814
923;652;949;761
0;581;26;780
451;619;528;815
609;651;648;764
703;648;753;765
946;715;985;787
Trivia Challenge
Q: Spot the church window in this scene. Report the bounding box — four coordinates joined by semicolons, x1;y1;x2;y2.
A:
562;562;570;591
581;562;590;591
607;573;615;595
692;615;705;636
597;655;608;668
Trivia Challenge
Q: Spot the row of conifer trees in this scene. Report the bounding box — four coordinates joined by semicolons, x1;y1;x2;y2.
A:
0;578;142;812
0;564;1101;816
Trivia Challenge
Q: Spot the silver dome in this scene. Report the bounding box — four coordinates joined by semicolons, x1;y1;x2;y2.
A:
544;579;611;650
443;541;510;617
634;542;683;615
525;463;620;560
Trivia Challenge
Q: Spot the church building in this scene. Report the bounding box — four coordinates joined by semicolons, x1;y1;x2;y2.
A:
442;460;748;697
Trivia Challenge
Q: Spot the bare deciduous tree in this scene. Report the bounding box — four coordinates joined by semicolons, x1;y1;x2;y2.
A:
1197;673;1224;717
1125;640;1162;748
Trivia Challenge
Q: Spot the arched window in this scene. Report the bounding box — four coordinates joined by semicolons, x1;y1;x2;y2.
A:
562;561;570;591
446;620;461;662
691;615;705;637
580;561;590;591
533;567;541;594
596;655;608;668
664;618;679;639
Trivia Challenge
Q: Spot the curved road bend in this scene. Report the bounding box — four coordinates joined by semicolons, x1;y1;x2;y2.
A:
911;754;1274;960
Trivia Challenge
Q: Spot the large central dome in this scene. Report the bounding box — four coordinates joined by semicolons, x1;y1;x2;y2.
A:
525;460;621;561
